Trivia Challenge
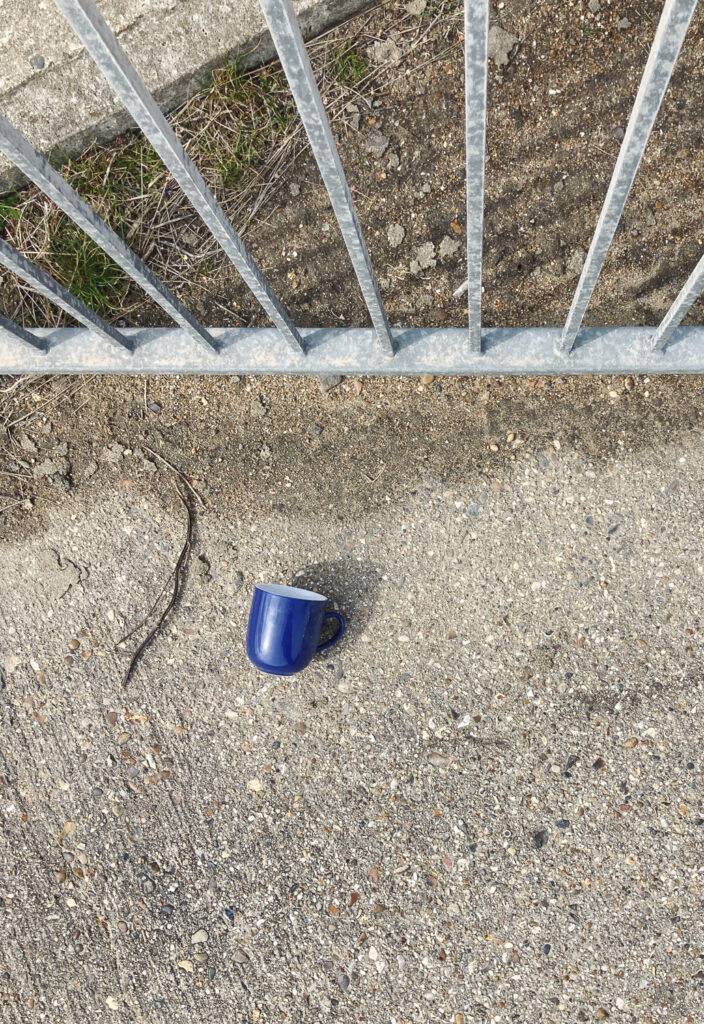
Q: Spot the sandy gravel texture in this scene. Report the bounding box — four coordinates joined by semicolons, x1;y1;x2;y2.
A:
1;371;704;1022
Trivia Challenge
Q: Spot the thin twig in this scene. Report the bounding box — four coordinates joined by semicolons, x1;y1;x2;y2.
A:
120;486;193;688
0;498;28;514
116;570;174;650
142;445;206;508
7;379;91;430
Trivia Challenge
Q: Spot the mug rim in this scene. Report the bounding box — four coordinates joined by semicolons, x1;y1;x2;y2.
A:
255;582;327;602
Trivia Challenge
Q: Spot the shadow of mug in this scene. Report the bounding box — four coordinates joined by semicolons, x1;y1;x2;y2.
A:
289;557;383;647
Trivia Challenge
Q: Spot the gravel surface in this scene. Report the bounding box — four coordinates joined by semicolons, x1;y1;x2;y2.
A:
2;372;704;1022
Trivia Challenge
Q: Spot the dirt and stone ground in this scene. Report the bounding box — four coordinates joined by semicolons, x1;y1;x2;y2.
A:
2;2;704;1023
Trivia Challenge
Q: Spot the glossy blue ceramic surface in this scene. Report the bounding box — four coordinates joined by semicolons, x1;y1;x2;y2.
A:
246;583;345;675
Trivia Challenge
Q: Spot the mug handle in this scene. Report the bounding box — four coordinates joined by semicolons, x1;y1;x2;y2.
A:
316;611;345;654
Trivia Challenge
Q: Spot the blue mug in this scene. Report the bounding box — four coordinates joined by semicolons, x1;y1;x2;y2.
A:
246;583;345;675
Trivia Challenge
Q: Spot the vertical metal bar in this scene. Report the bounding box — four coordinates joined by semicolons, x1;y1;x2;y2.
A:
465;0;489;354
0;115;218;354
558;0;697;356
258;0;394;354
0;239;132;350
652;250;704;350
53;0;304;355
0;313;47;353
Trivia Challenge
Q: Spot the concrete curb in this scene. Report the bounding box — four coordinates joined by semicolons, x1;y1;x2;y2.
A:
0;0;376;194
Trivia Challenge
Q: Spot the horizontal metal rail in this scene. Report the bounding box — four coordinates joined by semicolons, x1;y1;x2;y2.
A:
1;327;703;375
0;0;701;374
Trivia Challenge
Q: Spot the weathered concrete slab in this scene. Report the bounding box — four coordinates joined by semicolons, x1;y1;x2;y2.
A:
0;0;373;192
1;373;704;1019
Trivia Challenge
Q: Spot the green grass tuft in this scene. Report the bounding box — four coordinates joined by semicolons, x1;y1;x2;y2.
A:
66;142;167;235
50;219;129;317
0;193;21;235
331;44;367;85
207;61;295;190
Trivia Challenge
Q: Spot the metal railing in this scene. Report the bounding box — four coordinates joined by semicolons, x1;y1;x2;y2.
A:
0;0;703;375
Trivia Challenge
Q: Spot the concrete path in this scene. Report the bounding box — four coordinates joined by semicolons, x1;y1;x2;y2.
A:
0;0;371;190
1;373;703;1021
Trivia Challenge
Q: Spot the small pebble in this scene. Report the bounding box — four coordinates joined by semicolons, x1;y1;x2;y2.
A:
414;241;436;271
387;223;405;248
249;396;267;418
533;828;549;849
318;374;342;393
191;929;208;944
365;131;390;158
438;235;460;259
